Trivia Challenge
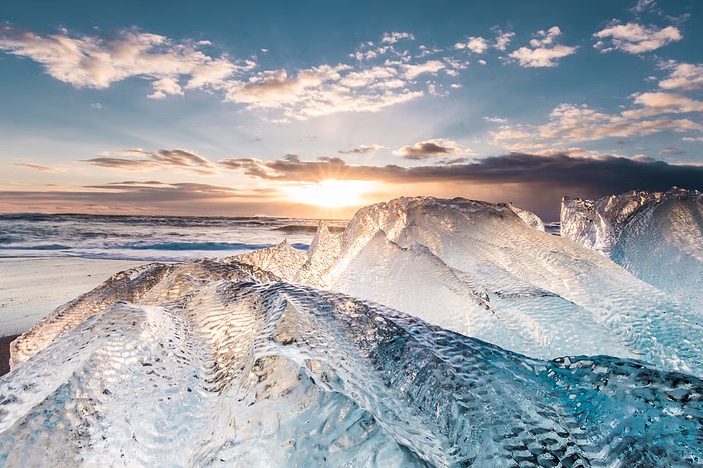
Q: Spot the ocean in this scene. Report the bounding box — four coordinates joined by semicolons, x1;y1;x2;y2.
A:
0;213;348;262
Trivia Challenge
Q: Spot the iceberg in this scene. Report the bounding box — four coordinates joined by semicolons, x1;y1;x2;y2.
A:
561;188;703;308
251;197;703;372
2;260;702;466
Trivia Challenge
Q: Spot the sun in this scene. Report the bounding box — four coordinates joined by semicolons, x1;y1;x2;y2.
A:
284;179;373;208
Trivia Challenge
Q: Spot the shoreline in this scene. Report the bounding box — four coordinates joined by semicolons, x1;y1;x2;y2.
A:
0;257;147;375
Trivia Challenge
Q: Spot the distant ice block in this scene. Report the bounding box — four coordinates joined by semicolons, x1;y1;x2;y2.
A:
1;264;702;466
561;188;703;308
293;197;703;371
509;203;545;231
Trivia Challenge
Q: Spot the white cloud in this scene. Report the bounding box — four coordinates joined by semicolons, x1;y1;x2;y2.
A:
478;60;486;65
494;31;515;51
402;60;445;79
381;32;415;44
0;26;254;94
455;37;489;54
148;77;183;99
622;92;703;119
493;103;703;147
90;102;103;109
659;61;703;91
508;27;577;67
224;64;423;120
483;116;507;123
593;22;682;54
682;137;703;142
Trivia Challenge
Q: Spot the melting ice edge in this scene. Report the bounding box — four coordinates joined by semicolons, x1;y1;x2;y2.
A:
2;190;703;467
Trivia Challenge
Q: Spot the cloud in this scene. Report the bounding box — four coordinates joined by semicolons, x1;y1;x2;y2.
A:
593;22;682;54
682;137;703;142
0;26;254;94
494;31;515;51
224;64;423;120
402;60;446;79
338;144;382;155
381;32;415;44
218;153;703;201
454;37;489;54
90;102;103;109
14;163;62;172
659;147;683;155
0;27;460;122
658;61;703;91
483;116;507;123
622;92;703;118
508;26;577;67
82;149;217;174
148;77;183;99
632;0;657;13
393;139;466;160
494;103;703;147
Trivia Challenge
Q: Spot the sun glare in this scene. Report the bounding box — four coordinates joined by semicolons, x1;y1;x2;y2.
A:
284;179;373;208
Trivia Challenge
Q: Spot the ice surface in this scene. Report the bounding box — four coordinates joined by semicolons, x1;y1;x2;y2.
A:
509;204;545;231
561;190;663;256
2;261;702;466
562;188;703;308
289;197;703;372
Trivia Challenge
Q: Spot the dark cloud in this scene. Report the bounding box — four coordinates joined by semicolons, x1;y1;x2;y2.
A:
394;139;458;160
219;152;703;218
81;149;216;175
659;147;684;155
219;152;703;188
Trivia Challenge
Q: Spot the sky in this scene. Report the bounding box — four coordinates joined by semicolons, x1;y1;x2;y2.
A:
1;0;702;220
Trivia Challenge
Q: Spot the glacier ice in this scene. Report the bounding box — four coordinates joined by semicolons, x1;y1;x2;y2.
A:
2;259;703;466
561;187;703;308
258;196;703;373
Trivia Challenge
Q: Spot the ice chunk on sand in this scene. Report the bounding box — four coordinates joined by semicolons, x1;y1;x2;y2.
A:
1;268;702;466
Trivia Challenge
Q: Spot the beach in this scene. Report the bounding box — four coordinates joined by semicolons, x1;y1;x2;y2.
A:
0;257;145;374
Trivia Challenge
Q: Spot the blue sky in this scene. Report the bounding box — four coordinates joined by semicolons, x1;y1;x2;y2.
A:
1;0;702;219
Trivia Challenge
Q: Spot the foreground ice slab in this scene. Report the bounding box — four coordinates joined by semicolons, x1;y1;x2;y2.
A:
561;188;703;308
2;260;702;466
262;197;703;372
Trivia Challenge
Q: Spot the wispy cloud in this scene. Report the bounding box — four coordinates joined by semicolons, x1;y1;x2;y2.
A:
494;101;702;147
338;144;382;155
82;149;217;174
381;32;415;44
14;163;63;172
0;25;254;93
393;139;468;160
593;22;682;54
508;26;577;68
659;147;683;155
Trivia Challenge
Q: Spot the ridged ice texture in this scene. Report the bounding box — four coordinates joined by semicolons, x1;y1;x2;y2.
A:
561;188;703;310
1;265;702;467
611;191;703;309
297;197;703;374
560;190;663;256
231;240;307;282
509;204;545;231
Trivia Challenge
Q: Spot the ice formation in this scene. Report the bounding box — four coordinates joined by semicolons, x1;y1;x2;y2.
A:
250;197;703;372
561;188;703;308
2;260;702;466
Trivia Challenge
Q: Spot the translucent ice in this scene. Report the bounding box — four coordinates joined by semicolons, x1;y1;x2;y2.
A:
561;188;703;308
2;262;702;466
285;197;703;373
